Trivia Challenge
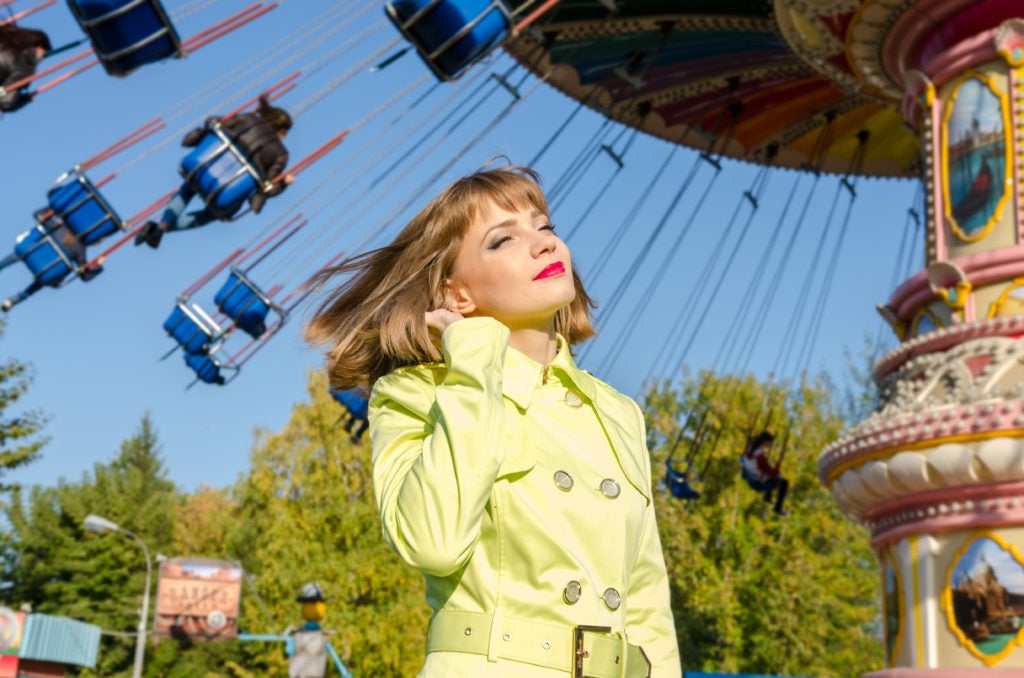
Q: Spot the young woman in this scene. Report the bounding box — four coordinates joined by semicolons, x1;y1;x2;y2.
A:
306;165;681;677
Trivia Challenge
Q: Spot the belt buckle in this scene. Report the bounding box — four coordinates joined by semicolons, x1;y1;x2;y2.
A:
573;624;611;678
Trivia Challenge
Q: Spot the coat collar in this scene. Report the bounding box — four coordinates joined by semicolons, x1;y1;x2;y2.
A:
501;334;595;410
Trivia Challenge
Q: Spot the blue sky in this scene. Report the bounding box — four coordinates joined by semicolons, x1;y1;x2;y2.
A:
1;0;920;494
952;537;1024;593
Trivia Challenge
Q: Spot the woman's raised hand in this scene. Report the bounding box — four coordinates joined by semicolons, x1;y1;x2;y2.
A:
425;307;464;334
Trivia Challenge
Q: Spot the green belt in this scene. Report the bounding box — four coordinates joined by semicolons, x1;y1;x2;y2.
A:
426;609;651;678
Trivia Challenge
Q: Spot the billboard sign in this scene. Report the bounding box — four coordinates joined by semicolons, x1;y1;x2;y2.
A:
154;558;242;640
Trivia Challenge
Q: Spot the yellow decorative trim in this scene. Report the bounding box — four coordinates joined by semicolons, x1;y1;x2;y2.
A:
883;548;906;667
941;70;1014;243
934;280;972;311
941;530;1024;667
910;306;942;338
911;536;925;666
824;428;1024;486
877;303;907;341
999;47;1024;68
924;81;936;108
987;277;1024;318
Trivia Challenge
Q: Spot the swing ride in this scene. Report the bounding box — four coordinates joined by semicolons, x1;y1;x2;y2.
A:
3;2;1023;671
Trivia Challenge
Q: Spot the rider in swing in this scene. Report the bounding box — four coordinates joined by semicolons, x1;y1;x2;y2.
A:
740;430;789;517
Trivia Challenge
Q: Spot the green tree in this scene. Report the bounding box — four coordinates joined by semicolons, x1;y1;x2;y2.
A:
643;370;882;676
228;370;428;677
0;321;47;490
3;415;177;676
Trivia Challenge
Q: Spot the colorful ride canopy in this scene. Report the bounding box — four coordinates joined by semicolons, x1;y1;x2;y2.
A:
500;0;927;178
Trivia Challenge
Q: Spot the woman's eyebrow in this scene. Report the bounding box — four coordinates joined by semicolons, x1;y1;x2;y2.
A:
481;218;517;241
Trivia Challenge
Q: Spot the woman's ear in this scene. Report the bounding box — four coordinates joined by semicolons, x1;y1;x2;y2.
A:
445;278;476;315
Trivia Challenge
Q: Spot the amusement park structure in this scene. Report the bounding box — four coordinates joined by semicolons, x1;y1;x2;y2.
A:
494;0;1024;675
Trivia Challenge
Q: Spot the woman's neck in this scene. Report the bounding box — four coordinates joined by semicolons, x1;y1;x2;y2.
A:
508;326;558;365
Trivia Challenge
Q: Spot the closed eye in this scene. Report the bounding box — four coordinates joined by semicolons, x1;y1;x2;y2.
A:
488;234;512;250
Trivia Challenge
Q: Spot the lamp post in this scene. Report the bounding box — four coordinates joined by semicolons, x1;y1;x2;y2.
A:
84;514;151;678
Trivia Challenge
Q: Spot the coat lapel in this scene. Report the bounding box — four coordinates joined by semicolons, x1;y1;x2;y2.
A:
589;390;651;502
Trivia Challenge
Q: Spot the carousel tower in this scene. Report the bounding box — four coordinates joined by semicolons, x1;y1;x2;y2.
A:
810;3;1024;676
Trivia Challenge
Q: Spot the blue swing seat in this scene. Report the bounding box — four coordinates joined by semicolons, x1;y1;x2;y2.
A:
12;222;76;286
385;0;513;81
213;267;284;339
47;168;126;245
68;0;184;77
184;350;230;385
163;298;222;355
331;388;369;420
664;460;700;500
179;122;263;221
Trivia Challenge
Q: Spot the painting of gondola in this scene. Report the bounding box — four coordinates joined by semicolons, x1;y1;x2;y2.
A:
945;534;1024;665
943;74;1008;241
882;554;902;665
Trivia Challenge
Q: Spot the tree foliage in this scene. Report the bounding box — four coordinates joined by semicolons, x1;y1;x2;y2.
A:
227;370;429;676
3;415;177;676
0;321;46;490
1;364;885;677
642;369;882;676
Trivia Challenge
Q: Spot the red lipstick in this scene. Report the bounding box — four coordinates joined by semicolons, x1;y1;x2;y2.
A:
533;261;566;281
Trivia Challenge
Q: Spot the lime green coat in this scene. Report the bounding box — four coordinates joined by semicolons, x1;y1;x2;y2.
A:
369;317;682;677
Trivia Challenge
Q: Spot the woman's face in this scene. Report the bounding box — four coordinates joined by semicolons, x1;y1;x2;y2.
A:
446;198;575;331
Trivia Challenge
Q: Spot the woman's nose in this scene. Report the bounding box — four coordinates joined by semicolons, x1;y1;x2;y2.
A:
531;229;558;256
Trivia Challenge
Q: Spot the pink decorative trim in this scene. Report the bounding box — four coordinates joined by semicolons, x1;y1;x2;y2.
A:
880;0;974;89
926;38;999;87
872;316;1024;379
888;245;1024;319
868;480;1024;548
818;400;1024;482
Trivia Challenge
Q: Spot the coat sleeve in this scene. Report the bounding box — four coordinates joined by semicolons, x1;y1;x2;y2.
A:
624;401;683;677
263;149;289;195
369;317;510;577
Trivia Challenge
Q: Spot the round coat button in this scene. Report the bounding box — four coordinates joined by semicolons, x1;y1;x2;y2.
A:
563;580;582;604
564;390;584;408
600;479;621;498
602;588;621;610
554;471;574;491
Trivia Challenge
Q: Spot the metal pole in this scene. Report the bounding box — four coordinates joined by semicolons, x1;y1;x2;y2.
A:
124;530;151;678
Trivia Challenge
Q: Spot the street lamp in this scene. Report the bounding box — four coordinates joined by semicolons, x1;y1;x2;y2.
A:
84;514;151;678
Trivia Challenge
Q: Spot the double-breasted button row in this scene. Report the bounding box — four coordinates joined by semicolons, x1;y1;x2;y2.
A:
563;581;622;611
552;472;621;498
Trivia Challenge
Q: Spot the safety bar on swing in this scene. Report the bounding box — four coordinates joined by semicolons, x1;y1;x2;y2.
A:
14;219;81;287
180;121;266;222
47;167;126;242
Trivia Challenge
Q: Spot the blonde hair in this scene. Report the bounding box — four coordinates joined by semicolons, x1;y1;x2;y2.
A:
305;165;596;389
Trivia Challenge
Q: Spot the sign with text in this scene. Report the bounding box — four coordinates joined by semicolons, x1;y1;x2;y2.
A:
154;558;242;640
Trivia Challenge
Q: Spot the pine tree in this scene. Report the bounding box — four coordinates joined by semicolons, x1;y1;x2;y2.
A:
0;321;46;490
